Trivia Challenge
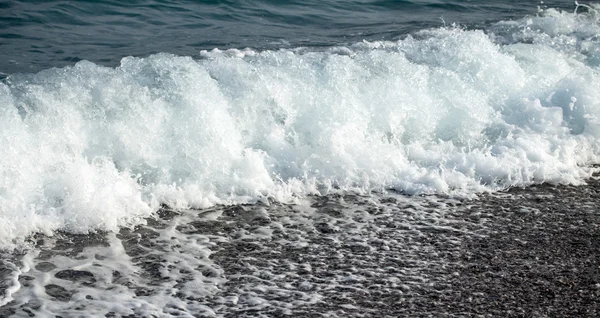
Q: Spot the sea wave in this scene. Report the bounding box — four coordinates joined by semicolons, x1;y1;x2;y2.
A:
1;6;599;248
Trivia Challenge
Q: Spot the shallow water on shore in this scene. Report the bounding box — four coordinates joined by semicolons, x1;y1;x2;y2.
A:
2;178;599;317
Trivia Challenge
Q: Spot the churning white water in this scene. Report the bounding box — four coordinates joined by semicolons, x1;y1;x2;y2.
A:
1;7;599;247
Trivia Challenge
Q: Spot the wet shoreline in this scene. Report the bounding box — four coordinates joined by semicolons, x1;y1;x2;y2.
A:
1;178;600;317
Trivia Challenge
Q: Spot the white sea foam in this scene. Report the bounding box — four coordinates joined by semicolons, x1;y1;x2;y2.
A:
1;6;600;248
0;260;22;307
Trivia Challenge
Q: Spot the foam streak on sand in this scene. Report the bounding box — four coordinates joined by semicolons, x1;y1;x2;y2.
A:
1;6;600;247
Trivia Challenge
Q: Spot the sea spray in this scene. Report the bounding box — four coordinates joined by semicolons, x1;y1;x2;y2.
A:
0;6;599;248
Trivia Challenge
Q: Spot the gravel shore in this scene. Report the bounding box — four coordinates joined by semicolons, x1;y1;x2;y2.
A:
1;178;599;317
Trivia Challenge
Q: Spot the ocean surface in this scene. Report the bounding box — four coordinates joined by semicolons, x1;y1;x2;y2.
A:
0;0;581;77
1;1;600;316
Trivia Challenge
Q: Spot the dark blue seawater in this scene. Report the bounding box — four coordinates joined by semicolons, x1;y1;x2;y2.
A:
0;0;575;76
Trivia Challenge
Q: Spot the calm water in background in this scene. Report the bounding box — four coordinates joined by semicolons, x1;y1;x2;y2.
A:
0;0;574;76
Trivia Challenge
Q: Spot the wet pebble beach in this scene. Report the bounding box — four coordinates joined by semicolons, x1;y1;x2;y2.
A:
1;177;599;317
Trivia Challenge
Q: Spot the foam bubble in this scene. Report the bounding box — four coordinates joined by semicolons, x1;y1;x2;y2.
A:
1;6;599;247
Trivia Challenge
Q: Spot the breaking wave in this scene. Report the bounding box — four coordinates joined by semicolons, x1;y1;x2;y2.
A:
1;6;599;247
